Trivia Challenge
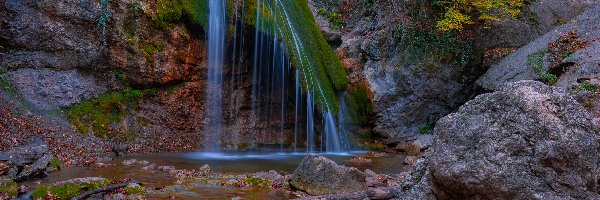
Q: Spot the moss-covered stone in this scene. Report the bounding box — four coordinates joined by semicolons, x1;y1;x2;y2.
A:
345;83;374;124
152;0;208;29
139;39;166;62
49;160;62;168
244;177;271;188
67;88;157;139
0;179;18;198
32;179;112;200
124;184;146;195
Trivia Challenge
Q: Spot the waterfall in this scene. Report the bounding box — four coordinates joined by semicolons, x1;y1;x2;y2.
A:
200;0;353;153
204;0;226;151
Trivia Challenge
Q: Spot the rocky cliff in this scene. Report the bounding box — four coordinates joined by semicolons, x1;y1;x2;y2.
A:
308;0;595;141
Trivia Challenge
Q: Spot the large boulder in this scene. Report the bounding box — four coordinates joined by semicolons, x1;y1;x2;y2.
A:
397;158;439;200
431;81;600;199
0;138;48;167
289;155;367;195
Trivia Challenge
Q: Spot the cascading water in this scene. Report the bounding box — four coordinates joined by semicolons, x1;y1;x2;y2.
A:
203;0;354;153
204;0;226;151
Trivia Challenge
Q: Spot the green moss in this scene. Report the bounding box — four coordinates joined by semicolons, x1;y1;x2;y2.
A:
182;0;209;28
136;117;149;127
124;185;146;195
418;122;433;134
541;73;557;85
49;160;62;168
67;88;155;138
527;48;547;72
396;25;472;69
139;40;166;62
254;0;348;112
123;3;142;45
115;70;127;84
32;179;111;199
578;81;598;93
244;177;271;187
0;180;18;197
317;8;343;30
152;0;208;29
345;83;374;124
527;48;558;85
0;77;17;97
364;142;385;151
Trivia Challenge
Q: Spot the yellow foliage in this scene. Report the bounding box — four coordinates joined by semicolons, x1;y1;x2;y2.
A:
436;0;525;31
436;8;473;31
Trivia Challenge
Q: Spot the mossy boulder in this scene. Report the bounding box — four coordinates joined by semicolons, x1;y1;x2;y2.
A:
32;177;112;199
0;178;18;198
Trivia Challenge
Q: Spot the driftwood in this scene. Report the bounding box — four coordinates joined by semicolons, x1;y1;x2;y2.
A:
71;181;140;200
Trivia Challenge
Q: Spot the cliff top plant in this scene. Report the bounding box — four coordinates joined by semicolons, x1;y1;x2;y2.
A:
435;0;525;31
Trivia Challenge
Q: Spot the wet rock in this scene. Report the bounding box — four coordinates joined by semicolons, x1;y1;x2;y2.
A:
413;134;433;150
45;167;59;173
92;163;113;168
301;187;397;200
142;164;157;171
198;164;211;174
349;156;372;164
15;153;52;182
404;156;417;165
222;179;240;186
0;138;48;167
0;161;9;175
122;159;149;166
289;155;367;195
251;170;286;187
122;159;137;166
365;169;386;187
431;81;600;199
157;166;175;173
136;160;149;166
267;189;291;199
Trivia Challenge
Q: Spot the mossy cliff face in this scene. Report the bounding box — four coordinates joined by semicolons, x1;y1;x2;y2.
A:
233;0;349;112
0;0;359;154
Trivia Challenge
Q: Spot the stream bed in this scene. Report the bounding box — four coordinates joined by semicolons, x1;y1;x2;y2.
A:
34;152;409;199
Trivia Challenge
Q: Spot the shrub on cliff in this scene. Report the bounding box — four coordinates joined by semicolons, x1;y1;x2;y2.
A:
436;0;525;31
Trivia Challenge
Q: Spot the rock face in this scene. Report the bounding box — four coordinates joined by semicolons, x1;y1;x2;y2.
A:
0;138;57;182
431;81;600;199
472;0;592;58
477;4;600;91
0;138;48;166
305;0;468;140
1;68;112;111
0;0;295;152
306;0;593;140
289;155;367;195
